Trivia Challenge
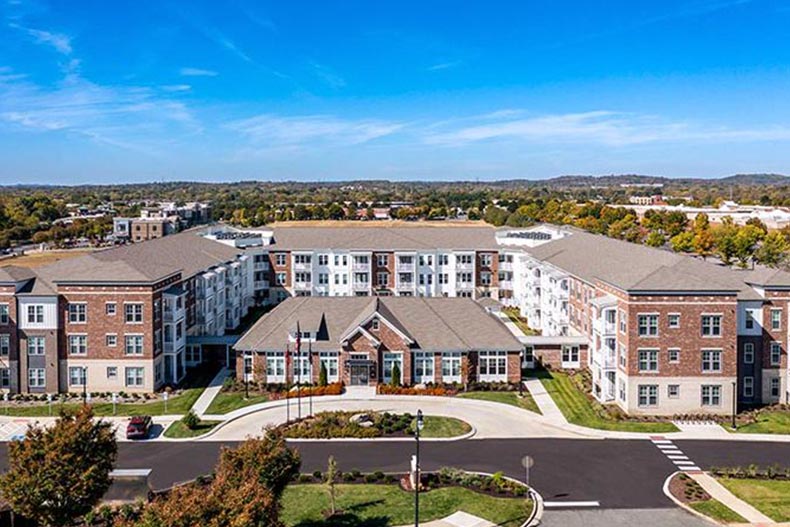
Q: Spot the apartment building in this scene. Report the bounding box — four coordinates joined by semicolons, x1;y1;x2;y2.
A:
0;230;253;394
234;296;523;386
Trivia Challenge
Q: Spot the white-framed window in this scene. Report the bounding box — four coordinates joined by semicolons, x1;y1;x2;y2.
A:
294;254;312;265
28;368;45;388
439;273;448;285
770;342;781;366
318;254;329;266
377;272;388;287
668;313;680;328
743;342;754;364
701;314;722;337
638;385;658;407
479;254;492;267
0;303;9;324
69;366;86;386
276;272;287;285
370;318;380;331
382;352;403;383
770;378;780;397
456;254;473;265
27;336;45;355
619;310;627;333
441;351;462;382
413;352;435;383
562;345;580;366
478;350;507;381
68;334;87;355
701;349;722;373
68;303;87;323
668;348;680;363
106;334;117;347
618;379;626;401
638;349;659;372
637;314;659;337
618;342;627;367
701;385;721;406
743;376;754;397
438;254;449;266
125;367;144;387
125;303;143;323
668;384;680;398
275;253;287;266
27;305;44;324
105;302;117;316
0;334;9;356
318;273;329;285
124;335;144;355
480;272;492;286
266;351;286;382
0;368;9;388
319;351;339;382
771;309;782;330
377;254;389;267
107;366;117;380
293;354;311;380
745;310;756;330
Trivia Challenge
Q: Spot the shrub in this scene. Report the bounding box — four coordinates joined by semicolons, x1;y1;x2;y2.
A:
182;410;200;430
390;363;401;387
319;362;328;387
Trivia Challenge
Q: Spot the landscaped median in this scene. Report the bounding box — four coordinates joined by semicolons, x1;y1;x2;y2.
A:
537;368;679;433
278;410;473;439
667;472;747;524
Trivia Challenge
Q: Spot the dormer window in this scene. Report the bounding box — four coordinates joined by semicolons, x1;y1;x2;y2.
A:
371;318;380;331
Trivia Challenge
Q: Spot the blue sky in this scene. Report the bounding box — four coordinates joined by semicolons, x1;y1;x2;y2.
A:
2;0;790;184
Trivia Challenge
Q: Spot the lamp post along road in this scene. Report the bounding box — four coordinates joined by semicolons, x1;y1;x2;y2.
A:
82;366;88;405
414;409;424;527
519;349;524;397
731;380;737;430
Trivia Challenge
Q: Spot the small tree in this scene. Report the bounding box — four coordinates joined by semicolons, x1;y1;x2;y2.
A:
319;362;328;387
325;455;339;516
182;409;200;430
390;362;401;387
0;406;117;527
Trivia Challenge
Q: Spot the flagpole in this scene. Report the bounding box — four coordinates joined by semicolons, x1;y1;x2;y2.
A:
296;321;302;420
286;342;291;424
308;338;313;417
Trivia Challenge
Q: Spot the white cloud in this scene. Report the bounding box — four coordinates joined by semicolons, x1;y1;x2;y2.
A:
309;61;346;89
9;23;72;54
227;114;403;149
426;60;462;71
161;84;191;92
179;67;218;77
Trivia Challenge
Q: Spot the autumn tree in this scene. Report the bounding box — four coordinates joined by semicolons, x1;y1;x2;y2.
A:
0;406;117;527
733;224;765;268
325;455;340;516
755;230;789;266
670;231;695;253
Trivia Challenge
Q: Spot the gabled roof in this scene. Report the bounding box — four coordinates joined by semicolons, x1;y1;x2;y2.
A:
0;265;36;284
235;296;523;353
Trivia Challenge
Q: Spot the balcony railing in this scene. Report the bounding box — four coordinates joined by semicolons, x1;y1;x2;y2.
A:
352;281;369;291
254;280;270;290
396;263;415;272
499;280;513;290
254;261;270;271
456;262;474;271
293;281;311;290
352;263;370;272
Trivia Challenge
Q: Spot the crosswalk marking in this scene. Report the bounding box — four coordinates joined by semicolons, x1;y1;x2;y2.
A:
650;437;702;473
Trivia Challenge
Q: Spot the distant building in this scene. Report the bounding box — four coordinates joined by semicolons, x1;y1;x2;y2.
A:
616;201;790;229
113;202;212;243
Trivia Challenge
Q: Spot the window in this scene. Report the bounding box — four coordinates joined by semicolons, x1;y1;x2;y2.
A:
125;335;144;355
668;314;680;328
619;310;627;333
0;304;9;324
668;385;680;398
701;349;722;373
275;253;287;266
478;351;507;380
638;385;658;407
377;254;389;267
294;254;312;265
441;351;462;381
125;303;143;323
438;254;449;266
743;376;754;398
0;368;9;388
68;334;87;355
28;368;45;388
770;342;781;366
439;273;448;285
105;302;117;316
771;309;782;331
701;385;721;406
27;305;44;324
276;272;287;285
562;345;580;365
294;272;311;283
480;272;492;286
318;254;329;266
27;336;45;355
456;254;473;265
68;303;87;323
479;254;492;267
69;366;86;386
319;352;339;381
419;274;434;286
701;314;722;337
743;342;754;364
745;310;756;330
371;318;380;330
0;334;9;356
618;379;626;401
107;366;117;379
770;378;780;398
377;272;389;287
668;348;680;363
637;314;659;337
318;273;329;285
413;352;435;382
266;352;286;381
106;334;117;347
638;349;659;372
125;367;144;387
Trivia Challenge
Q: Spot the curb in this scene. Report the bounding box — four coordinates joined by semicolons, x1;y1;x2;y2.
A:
662;471;723;526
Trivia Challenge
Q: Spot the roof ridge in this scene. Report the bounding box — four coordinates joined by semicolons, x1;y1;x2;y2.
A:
418;297;470;350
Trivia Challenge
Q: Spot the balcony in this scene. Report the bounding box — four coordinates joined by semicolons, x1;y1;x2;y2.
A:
499;261;513;271
396;263;415;273
254;280;270;290
163;305;185;323
456;281;474;290
456;262;474;271
352;263;370;272
594;318;617;336
254;261;270;271
293;281;312;290
499;280;513;290
353;281;370;291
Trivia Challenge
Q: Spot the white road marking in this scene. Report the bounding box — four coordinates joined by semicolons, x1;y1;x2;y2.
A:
543;501;601;508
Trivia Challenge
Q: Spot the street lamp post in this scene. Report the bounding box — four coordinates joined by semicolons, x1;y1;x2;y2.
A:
82;366;88;405
519;349;524;397
244;352;250;400
731;380;737;430
414;409;424;527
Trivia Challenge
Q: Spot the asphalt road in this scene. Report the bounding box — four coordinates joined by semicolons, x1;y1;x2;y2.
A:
2;438;789;509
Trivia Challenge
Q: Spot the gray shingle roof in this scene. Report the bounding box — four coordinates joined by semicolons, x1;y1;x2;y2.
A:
235;296;523;353
269;226;499;251
0;265;36;283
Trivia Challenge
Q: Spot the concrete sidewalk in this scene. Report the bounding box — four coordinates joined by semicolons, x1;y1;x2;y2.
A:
524;378;567;424
191;368;231;417
689;472;775;524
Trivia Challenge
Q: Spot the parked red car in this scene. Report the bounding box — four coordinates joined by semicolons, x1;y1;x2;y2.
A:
126;416;153;440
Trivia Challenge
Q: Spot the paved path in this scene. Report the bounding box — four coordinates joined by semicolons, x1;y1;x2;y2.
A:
191;368;231;417
689;472;775;523
524;378;566;423
540;508;710;527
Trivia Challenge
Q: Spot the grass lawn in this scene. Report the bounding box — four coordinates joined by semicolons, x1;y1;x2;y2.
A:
540;370;678;433
411;416;472;438
502;308;540;336
163;420;221;438
281;484;531;527
458;390;541;415
204;392;270;415
730;409;790;434
718;477;790;522
689;499;747;523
